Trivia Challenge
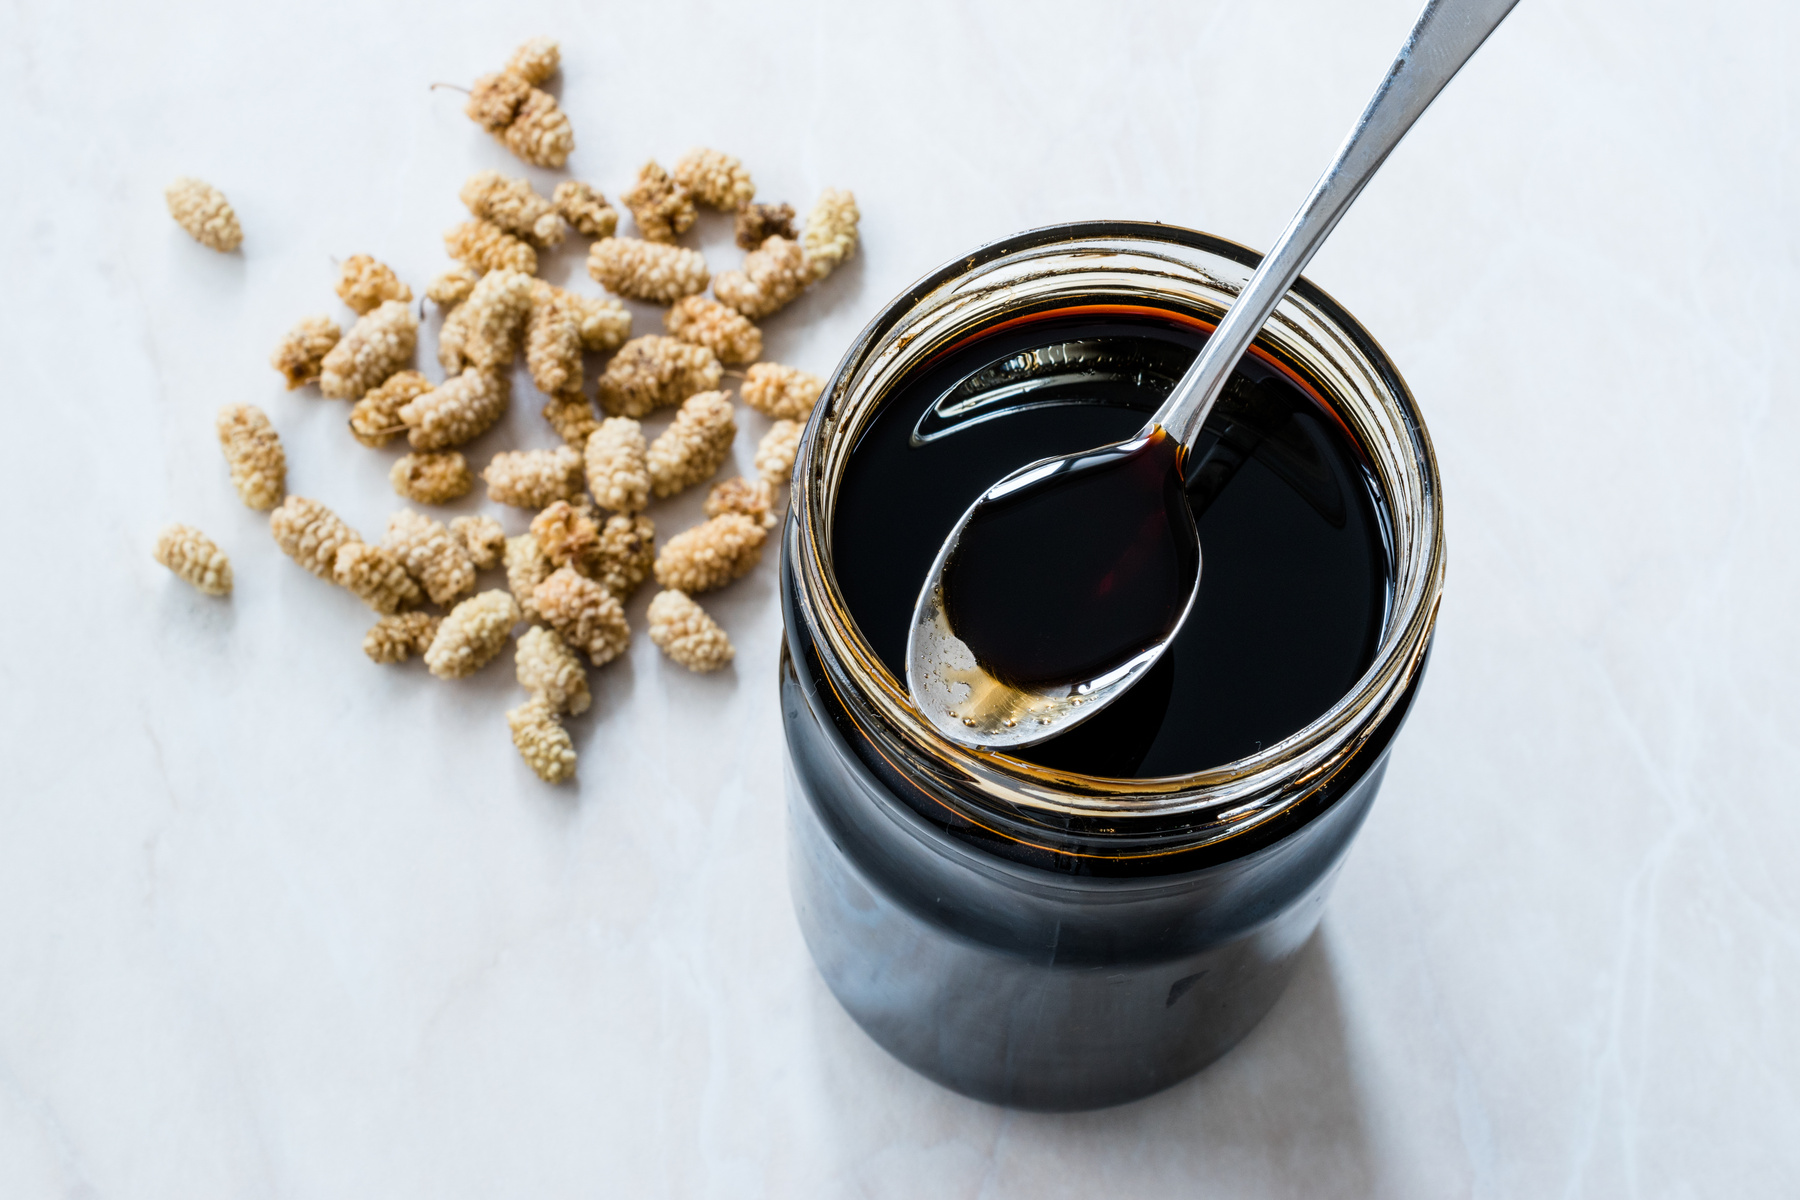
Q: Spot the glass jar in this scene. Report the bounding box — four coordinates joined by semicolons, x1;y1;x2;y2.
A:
779;221;1445;1111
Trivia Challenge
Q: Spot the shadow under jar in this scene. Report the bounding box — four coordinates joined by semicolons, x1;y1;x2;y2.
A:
780;222;1445;1111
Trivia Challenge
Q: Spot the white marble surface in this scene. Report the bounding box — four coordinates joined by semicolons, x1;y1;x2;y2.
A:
2;0;1797;1195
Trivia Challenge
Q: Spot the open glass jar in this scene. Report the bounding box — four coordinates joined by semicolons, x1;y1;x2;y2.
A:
779;221;1445;1111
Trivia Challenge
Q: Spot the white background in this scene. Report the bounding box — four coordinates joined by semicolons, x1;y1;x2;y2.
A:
2;0;1797;1195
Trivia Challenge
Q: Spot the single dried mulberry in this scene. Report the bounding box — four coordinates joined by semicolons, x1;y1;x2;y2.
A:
740;362;823;420
533;567;629;666
319;299;419;400
622;160;697;243
391;450;473;504
165;177;241;252
336;255;412;314
648;390;736;498
505;532;553;622
672;148;755;212
515;626;590;716
460;170;565;247
427;265;480;307
507;696;577;783
270;315;341;389
154;524;232;596
654;514;766;594
384;508;476;606
505;37;559;86
529;500;600;571
584;417;650;513
349;369;431;448
756;418;803;488
399;367;509;450
526;281;583;395
647;590;735;672
586;237;709;304
425;589;520;679
216;403;286;511
363;612;440;663
735;202;795;250
543;390;600;448
704;475;776;529
554;181;618;238
503;88;574;168
484;446;584;508
333;541;423;614
665;294;761;365
714;235;809;320
445;219;537;275
466;71;531;132
458;268;535;367
270;496;362;580
595;335;721;418
803;188;860;281
450;514;506;570
592;513;655;601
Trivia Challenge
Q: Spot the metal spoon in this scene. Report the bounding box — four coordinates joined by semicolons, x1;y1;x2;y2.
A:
906;0;1518;751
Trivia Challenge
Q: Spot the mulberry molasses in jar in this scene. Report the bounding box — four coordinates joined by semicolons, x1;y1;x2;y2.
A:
779;222;1444;1111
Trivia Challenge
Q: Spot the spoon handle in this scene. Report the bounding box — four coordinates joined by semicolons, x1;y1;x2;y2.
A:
1151;0;1518;449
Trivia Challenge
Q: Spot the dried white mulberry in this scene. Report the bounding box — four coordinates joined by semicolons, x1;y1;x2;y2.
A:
383;508;476;606
714;235;809;320
427;265;480;307
755;418;804;489
584;417;650;513
560;289;631;352
802;188;859;281
271;496;362;580
333;541;423;614
543;391;600;448
595;335;721;418
529;500;600;571
319;299;419;400
154;524;232;596
505;532;554;622
554;181;618;238
461;170;565;247
740;362;823;420
671;148;755;212
647;590;735;672
648;390;736;498
507;696;577;783
390;450;473;504
450;514;506;570
533;567;630;666
515;625;590;716
503;88;575;169
525;280;583;395
165;177;242;252
399;367;509;450
505;37;560;86
364;612;440;663
704;475;776;529
425;589;520;679
622;160;696;243
592;513;655;601
444;219;537;275
483;446;584;508
336;255;412;314
665;295;761;365
216;403;286;511
735;202;795;250
349;369;431;448
466;71;531;132
653;514;766;594
271;315;341;389
586;237;709;304
459;268;535;368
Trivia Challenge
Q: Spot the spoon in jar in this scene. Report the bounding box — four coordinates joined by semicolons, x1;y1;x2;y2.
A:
906;0;1517;751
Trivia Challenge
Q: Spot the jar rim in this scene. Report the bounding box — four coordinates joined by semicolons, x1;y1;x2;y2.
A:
784;220;1445;850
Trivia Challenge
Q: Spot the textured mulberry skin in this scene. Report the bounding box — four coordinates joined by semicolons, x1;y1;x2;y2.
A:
648;590;735;672
554;181;618;238
483;446;584;508
270;497;362;580
593;513;655;601
740;362;823;420
425;590;521;679
383;509;476;606
561;289;631;352
713;235;809;320
503;88;574;168
165;178;242;251
445;219;537;275
529;500;600;571
505;37;559;86
336;255;412;314
803;188;860;281
648;390;736;498
320;300;419;400
665;295;762;365
391;450;473;504
349;369;431;448
427;266;480;307
587;237;709;304
704;475;776;529
622;160;697;243
533;567;630;666
735;202;795;250
154;524;232;596
271;315;341;389
526;281;583;395
505;533;553;623
466;71;530;132
755;418;804;488
450;514;506;570
515;626;590;716
333;541;423;614
437;303;473;374
363;612;440;663
542;391;600;448
671;148;755;212
654;514;766;594
459;269;535;367
461;170;565;247
399;367;509;450
507;696;577;783
216;403;286;511
584;417;650;513
595;336;721;418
